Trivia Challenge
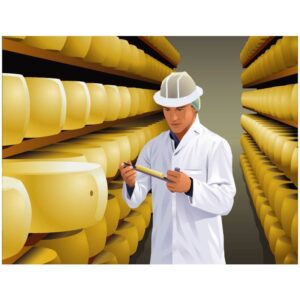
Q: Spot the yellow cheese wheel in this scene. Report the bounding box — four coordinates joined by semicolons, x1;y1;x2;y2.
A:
281;194;298;238
92;250;118;264
134;201;152;227
62;81;91;130
109;180;131;219
115;221;139;255
9;150;87;162
144;194;153;213
86;83;108;125
37;230;89;264
71;138;120;178
118;86;132;119
268;222;286;254
255;196;268;219
290;148;298;187
274;236;294;264
84;36;121;67
118;39;131;71
104;85;122;121
24;77;66;137
280;140;297;179
259;202;273;224
22;36;67;50
15;247;61;264
40;142;107;175
272;185;297;218
84;217;107;258
291;84;298;123
263;212;280;238
60;36;92;58
87;134;131;165
104;234;130;264
283;252;298;264
104;194;121;236
3;73;30;145
2;177;32;260
101;129;139;161
291;213;298;252
124;211;146;241
127;44;139;74
128;88;140;116
3;161;108;233
281;36;298;68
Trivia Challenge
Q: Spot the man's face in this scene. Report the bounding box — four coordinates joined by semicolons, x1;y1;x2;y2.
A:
162;104;196;134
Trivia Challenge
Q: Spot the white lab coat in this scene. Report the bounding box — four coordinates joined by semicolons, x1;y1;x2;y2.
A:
122;117;236;264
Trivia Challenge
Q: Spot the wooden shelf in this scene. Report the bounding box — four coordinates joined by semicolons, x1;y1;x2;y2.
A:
242;37;281;68
242;106;298;128
2;38;161;86
242;65;298;88
3;111;163;158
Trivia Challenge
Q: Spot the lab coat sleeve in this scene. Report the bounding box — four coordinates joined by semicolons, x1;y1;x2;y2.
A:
122;142;152;209
188;139;236;216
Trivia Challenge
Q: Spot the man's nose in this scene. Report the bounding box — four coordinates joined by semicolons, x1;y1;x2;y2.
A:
170;111;178;121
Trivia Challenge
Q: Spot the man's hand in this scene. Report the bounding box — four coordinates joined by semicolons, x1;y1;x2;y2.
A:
119;161;136;188
166;170;191;193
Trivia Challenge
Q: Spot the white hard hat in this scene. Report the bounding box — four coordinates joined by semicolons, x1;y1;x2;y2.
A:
153;71;203;107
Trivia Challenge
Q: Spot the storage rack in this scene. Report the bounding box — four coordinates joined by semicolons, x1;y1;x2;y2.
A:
2;36;180;264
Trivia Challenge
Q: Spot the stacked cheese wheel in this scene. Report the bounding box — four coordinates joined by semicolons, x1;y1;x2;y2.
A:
3;116;163;264
240;36;298;264
2;74;162;146
241;37;298;86
240;135;297;264
5;36;174;82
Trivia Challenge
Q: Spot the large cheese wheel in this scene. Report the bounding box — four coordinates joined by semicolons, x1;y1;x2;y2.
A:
37;230;89;264
274;236;294;264
3;74;30;145
9;150;87;162
127;44;139;74
290;148;298;187
291;213;298;252
61;36;92;58
2;177;32;260
283;252;298;264
62;81;91;130
263;212;280;238
291;84;298;123
118;86;132;119
40;142;107;175
71;138;120;178
281;194;298;238
15;247;61;264
280;140;297;179
22;36;67;50
272;185;297;218
80;133;131;165
85;36;121;67
134;201;152;227
124;211;146;241
3;161;108;233
118;39;131;71
86;83;108;125
84;217;107;258
101;129;139;161
104;194;121;236
128;88;140;116
281;36;298;68
92;250;118;264
115;221;139;255
24;77;66;137
104;234;130;264
109;180;131;219
268;222;286;254
103;85;121;121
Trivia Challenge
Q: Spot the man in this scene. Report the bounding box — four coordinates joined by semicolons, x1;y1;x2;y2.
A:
119;71;236;264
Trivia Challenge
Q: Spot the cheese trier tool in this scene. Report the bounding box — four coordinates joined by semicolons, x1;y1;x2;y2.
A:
122;162;173;182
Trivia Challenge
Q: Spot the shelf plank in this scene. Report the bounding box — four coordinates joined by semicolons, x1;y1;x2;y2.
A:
242;65;298;88
2;111;163;158
242;106;298;128
2;38;161;85
242;37;280;68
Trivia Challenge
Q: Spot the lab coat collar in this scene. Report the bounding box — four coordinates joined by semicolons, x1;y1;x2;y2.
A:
172;116;204;155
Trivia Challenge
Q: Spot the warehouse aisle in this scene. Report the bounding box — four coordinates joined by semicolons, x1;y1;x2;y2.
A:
132;37;275;264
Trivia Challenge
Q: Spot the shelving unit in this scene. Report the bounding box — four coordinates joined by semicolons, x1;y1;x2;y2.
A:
239;36;298;264
2;36;180;264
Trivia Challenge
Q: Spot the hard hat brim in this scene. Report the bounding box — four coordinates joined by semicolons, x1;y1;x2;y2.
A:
153;86;203;107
